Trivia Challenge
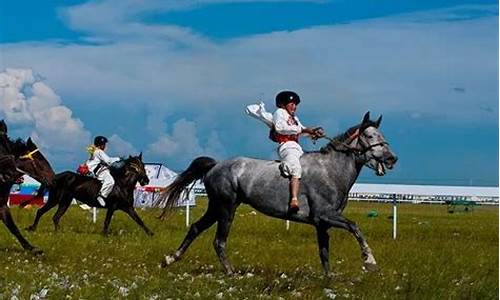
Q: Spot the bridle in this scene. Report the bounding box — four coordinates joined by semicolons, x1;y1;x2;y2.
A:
19;148;40;160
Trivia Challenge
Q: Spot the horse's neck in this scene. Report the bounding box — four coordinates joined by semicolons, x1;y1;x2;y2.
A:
0;137;11;156
322;150;364;193
115;170;138;193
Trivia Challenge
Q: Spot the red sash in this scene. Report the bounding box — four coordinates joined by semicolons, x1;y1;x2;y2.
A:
269;115;300;144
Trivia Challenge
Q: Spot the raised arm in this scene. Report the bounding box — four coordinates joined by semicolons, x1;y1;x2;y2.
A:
95;150;120;166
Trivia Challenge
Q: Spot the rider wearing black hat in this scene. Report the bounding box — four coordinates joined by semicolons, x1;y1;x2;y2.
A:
85;135;120;207
271;90;324;212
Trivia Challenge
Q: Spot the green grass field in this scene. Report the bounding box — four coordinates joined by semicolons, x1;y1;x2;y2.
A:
0;199;498;299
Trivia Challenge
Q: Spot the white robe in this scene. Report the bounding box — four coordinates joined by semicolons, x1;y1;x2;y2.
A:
273;108;305;178
86;149;120;198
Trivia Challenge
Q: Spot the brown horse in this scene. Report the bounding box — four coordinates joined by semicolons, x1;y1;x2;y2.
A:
0;120;55;254
27;154;154;236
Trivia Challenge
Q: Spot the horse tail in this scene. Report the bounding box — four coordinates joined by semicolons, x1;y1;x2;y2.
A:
19;183;48;208
156;156;216;219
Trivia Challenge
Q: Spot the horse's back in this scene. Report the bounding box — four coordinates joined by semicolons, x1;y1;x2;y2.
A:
55;171;95;187
204;156;311;222
203;157;275;193
52;171;100;201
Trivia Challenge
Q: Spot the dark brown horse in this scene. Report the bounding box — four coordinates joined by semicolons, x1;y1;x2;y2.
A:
27;154;154;236
0;120;55;254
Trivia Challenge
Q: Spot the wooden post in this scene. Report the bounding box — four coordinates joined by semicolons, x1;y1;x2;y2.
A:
392;193;397;240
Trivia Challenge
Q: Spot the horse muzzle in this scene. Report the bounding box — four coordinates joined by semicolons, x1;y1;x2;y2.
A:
375;155;398;176
139;177;150;186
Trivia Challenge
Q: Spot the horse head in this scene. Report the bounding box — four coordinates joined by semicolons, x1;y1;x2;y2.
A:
14;138;56;186
352;112;397;176
125;152;149;186
325;112;397;176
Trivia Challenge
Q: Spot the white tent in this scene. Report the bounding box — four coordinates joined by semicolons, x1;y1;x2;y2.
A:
133;163;197;207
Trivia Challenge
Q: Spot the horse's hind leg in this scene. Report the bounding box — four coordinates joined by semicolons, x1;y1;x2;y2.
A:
0;204;41;254
322;214;378;272
316;225;332;276
123;206;153;236
27;196;59;231
162;205;217;267
213;204;238;275
52;197;72;232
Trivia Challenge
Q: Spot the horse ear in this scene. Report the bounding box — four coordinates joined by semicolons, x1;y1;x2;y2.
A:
375;115;382;128
362;111;370;124
0;120;7;133
139;152;143;160
27;137;35;146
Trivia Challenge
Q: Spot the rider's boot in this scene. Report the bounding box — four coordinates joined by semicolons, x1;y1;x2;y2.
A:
96;195;106;207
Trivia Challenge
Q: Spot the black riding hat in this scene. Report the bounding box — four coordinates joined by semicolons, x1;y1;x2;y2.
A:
275;90;301;107
94;136;108;146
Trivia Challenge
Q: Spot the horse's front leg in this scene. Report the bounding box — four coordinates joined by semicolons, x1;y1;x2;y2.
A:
123;206;154;236
0;204;42;254
102;207;116;236
321;214;378;272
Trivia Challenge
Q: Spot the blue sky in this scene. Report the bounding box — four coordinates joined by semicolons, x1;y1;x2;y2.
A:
0;0;498;186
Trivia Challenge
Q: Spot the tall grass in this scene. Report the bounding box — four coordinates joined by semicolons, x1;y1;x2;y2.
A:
0;200;497;299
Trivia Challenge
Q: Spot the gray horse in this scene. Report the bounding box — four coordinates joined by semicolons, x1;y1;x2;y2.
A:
158;112;397;275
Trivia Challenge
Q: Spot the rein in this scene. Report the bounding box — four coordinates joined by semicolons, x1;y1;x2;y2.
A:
320;128;388;155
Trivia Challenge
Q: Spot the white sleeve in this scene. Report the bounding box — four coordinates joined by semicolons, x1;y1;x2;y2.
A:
273;109;302;135
245;102;273;128
95;150;120;165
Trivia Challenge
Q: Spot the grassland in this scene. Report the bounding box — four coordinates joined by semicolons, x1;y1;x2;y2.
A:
0;200;498;299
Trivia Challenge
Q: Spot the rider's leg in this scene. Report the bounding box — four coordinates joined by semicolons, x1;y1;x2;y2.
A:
97;169;114;206
280;146;302;212
289;177;300;210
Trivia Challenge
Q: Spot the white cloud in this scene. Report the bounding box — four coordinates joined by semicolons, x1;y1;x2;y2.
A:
0;69;35;125
0;3;497;169
108;134;139;157
146;118;225;165
60;0;322;46
0;68;91;168
2;5;496;125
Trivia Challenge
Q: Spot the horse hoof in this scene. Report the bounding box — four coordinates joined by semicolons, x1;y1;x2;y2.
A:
30;247;43;255
25;226;35;232
225;267;236;276
161;255;176;268
363;263;379;272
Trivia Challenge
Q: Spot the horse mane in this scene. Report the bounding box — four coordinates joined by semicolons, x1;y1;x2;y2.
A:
0;134;11;155
109;155;139;178
318;120;378;154
2;137;27;157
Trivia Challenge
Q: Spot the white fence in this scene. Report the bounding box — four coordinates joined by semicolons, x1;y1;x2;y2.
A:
193;183;499;205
